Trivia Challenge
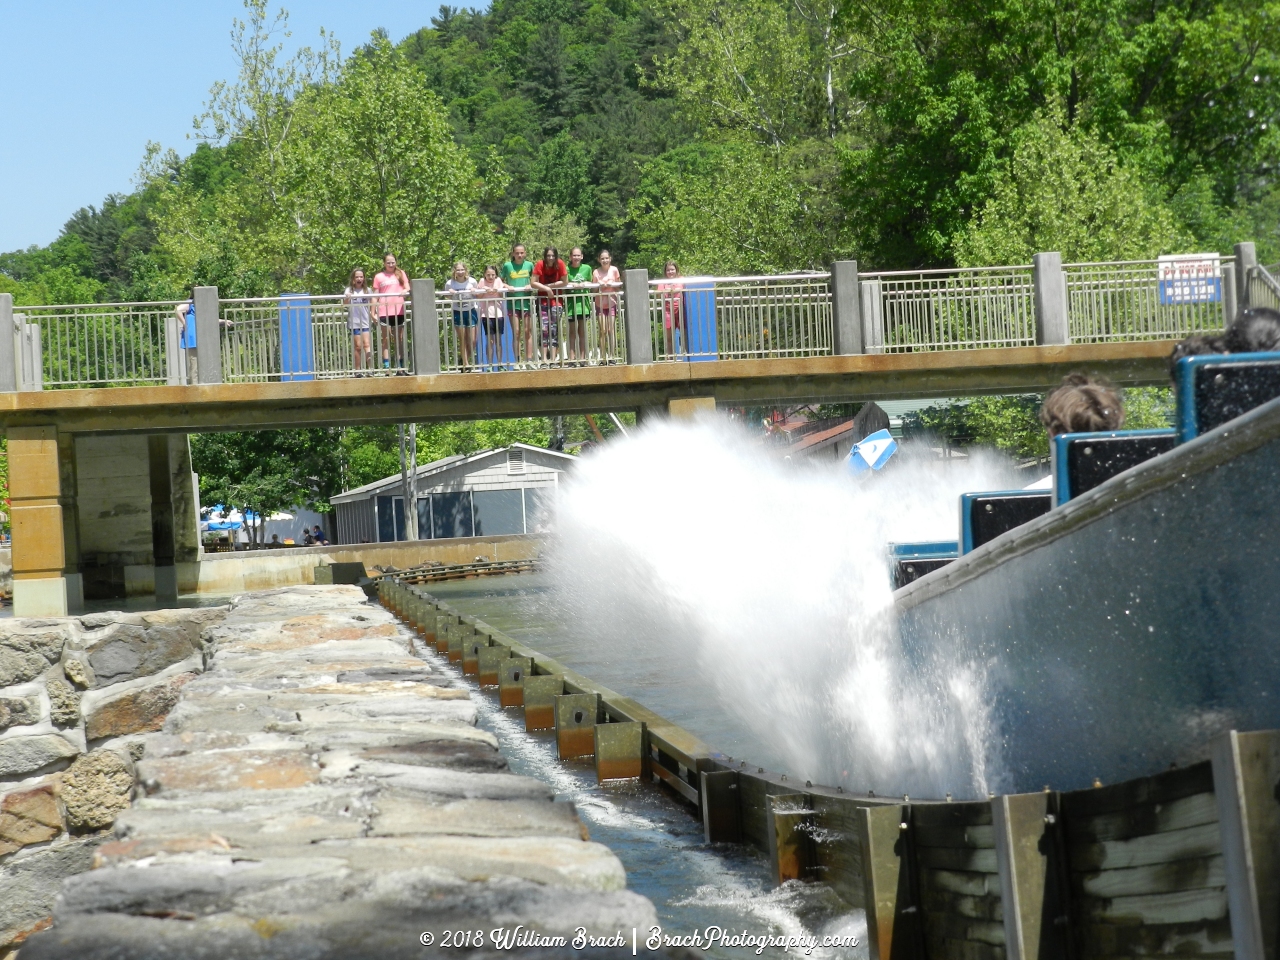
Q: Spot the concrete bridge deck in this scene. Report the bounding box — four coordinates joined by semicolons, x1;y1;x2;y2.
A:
0;340;1174;434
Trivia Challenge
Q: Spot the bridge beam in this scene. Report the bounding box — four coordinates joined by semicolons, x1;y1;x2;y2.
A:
668;397;716;418
0;341;1179;436
9;425;68;617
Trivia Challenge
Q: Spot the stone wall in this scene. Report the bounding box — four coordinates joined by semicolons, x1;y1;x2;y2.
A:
16;586;656;959
0;605;227;953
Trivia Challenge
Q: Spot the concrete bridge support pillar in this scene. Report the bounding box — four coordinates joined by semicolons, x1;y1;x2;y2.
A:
411;278;440;374
57;431;84;611
1234;241;1257;310
1033;252;1070;346
831;260;864;355
0;293;15;392
668;397;716;418
623;269;652;364
149;435;178;603
9;425;68;617
194;286;221;384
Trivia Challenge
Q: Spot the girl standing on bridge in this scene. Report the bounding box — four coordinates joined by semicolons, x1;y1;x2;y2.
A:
476;265;508;372
373;253;410;371
593;250;621;364
343;268;373;373
501;245;534;369
658;260;685;357
445;261;480;371
532;246;568;366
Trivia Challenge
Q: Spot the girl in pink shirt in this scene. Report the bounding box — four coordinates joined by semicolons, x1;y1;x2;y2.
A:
373;253;410;369
658;260;685;357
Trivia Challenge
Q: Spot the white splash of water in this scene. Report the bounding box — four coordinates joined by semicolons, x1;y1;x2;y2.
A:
543;415;1022;799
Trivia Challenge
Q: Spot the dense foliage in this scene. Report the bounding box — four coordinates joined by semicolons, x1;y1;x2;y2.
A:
3;0;1275;487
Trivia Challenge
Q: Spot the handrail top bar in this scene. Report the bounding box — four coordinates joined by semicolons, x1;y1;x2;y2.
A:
1064;255;1237;268
18;299;186;311
862;264;1033;278
646;272;831;285
222;291;412;305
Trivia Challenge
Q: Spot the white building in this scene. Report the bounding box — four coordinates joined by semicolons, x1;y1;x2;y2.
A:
329;444;576;544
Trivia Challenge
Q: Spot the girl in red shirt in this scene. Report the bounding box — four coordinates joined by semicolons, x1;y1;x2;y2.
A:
531;246;568;365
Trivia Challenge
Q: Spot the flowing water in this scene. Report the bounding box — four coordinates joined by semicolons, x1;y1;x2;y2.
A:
427;414;1031;955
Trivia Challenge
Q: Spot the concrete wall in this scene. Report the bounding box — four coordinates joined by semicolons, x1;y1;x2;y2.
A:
182;534;541;595
73;435;200;599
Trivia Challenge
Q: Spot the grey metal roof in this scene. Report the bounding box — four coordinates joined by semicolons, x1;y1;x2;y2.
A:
330;444;576;504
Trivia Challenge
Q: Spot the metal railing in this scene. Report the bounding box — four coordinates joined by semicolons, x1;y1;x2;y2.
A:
649;273;832;362
438;282;627;372
1247;264;1280;312
862;265;1035;352
7;250;1268;390
17;301;178;388
1066;259;1231;343
219;293;414;382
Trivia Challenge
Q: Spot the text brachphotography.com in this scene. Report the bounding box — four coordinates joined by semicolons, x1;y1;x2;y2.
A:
421;926;861;954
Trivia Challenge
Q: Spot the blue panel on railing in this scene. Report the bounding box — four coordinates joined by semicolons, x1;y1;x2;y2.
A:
279;294;315;382
960;490;1052;554
684;281;718;361
180;301;197;349
477;314;518;370
1175;350;1280;442
889;540;959;559
1051;429;1177;506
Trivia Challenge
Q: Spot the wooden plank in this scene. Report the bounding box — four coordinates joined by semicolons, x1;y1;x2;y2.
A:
1079;855;1224;898
925;912;1007;947
916;845;999;873
921;888;1003;921
701;770;742;844
1066;790;1218;843
1075;916;1233;957
1078;887;1227;925
1069;821;1221;872
914;801;994;830
922;868;998;897
915;823;996;849
1060;762;1213;820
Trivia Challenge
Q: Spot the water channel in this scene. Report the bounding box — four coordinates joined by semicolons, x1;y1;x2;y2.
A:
427;573;869;959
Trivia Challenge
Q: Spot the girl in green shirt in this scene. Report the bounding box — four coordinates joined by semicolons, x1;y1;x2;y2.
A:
564;247;593;364
500;244;534;367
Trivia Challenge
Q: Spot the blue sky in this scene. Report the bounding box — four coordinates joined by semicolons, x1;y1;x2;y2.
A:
0;2;443;252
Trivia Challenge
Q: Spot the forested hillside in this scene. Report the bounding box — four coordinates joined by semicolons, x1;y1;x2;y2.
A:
5;0;1279;306
1;0;1276;520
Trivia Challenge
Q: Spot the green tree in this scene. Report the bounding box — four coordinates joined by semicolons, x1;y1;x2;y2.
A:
630;140;852;272
906;395;1048;459
953;106;1191;266
190;429;344;544
529;132;594;226
500;203;589;260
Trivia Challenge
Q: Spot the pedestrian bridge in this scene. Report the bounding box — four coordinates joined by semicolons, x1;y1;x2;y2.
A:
1;247;1274;433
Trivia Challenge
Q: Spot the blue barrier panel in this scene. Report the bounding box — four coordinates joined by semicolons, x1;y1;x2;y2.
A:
180;302;197;349
476;312;518;370
1175;350;1280;442
280;294;315;382
684;281;718;361
888;540;959;589
1051;429;1177;506
960;490;1052;554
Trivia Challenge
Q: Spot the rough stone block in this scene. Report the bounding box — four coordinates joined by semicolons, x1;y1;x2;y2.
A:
0;783;63;855
84;672;196;740
60;750;134;832
0;734;80;779
370;795;588;840
0;694;42;732
138;748;321;793
0;629;68;664
87;623;197;686
0;648;52;687
61;656;93;689
0;836;105;951
45;676;81;728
